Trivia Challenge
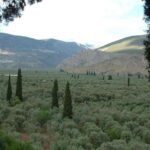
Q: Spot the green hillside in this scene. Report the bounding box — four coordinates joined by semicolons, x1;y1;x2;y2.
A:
97;35;146;53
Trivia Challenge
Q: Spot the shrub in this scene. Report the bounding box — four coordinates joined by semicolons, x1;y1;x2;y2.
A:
73;136;92;150
89;131;109;149
11;97;21;106
14;115;26;131
63;128;81;138
137;114;149;126
106;124;122;140
99;140;127;150
0;107;10;123
62;118;77;129
83;122;100;134
125;121;139;131
51;139;68;150
129;141;150;150
36;110;51;127
142;129;150;144
133;126;145;139
99;115;114;131
121;130;132;143
0;131;34;150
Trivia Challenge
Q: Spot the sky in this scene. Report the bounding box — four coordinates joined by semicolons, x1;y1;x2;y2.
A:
0;0;147;47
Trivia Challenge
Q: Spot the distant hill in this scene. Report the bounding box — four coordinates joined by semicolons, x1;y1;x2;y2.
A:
0;33;87;69
58;35;148;74
97;35;145;53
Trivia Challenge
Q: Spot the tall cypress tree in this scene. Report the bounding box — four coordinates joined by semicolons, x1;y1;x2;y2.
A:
51;79;59;108
143;0;150;81
63;82;73;119
128;77;130;87
16;68;23;101
6;75;12;104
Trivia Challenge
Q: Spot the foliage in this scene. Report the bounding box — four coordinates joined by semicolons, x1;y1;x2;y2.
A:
0;131;34;150
143;0;150;81
108;75;112;80
6;75;12;104
0;0;42;23
0;70;150;149
63;82;73;119
11;96;21;106
52;79;59;108
36;110;51;127
16;68;23;101
128;77;130;86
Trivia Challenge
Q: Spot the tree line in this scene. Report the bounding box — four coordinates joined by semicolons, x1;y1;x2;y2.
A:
7;68;22;104
6;68;73;119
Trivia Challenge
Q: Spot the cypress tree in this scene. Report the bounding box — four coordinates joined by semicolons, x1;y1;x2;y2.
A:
128;77;130;87
63;82;73;119
86;71;89;75
108;75;112;80
16;68;23;101
6;75;12;104
102;75;105;80
51;79;59;108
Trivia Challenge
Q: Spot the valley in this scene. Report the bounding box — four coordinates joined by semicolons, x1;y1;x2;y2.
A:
0;33;149;150
0;70;150;149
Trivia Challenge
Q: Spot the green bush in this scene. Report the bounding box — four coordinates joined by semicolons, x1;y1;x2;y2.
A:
0;131;34;150
125;121;139;131
14;115;26;130
142;129;150;144
121;130;132;143
106;124;122;140
51;139;68;150
73;136;92;150
83;122;100;134
89;131;109;149
36;110;51;127
0;107;10;123
99;140;127;150
129;141;150;150
11;97;21;106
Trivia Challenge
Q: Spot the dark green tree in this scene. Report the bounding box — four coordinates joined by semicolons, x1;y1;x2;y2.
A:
128;77;130;86
108;75;112;80
86;71;89;75
63;82;73;119
51;79;59;108
143;0;150;81
6;75;12;104
16;68;23;101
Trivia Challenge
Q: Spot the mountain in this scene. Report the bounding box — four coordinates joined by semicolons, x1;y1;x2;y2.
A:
97;35;145;53
58;35;147;74
0;33;86;69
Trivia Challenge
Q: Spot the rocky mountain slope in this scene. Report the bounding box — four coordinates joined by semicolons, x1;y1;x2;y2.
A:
0;33;86;69
58;35;147;74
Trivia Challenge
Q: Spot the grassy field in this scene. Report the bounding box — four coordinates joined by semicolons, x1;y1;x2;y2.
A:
0;70;150;150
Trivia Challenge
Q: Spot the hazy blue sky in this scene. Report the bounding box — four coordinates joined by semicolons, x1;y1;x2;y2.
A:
1;0;147;47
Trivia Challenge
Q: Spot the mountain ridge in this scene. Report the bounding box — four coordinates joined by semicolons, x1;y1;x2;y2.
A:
0;33;87;69
58;35;147;74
